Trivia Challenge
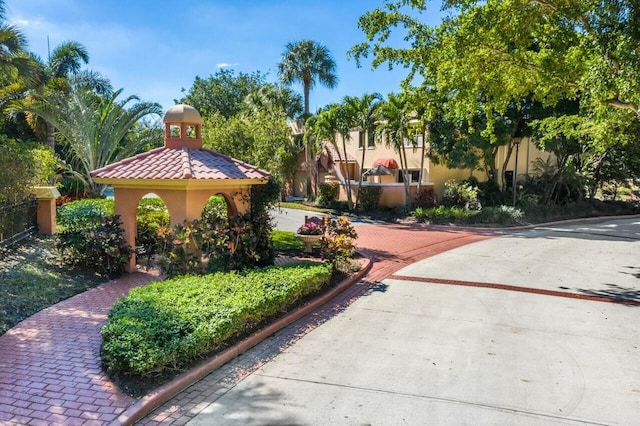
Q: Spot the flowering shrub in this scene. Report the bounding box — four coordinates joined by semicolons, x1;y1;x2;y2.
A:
321;216;357;268
296;221;323;235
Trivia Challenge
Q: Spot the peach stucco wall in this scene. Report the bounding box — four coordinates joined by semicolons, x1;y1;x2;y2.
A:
113;186;251;271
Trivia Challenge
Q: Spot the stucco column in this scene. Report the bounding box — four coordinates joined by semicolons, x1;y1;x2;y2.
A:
114;188;138;272
31;186;61;235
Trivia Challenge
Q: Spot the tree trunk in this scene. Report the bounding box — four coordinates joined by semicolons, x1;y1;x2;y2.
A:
355;131;366;209
305;141;312;197
417;128;427;194
341;135;353;210
399;144;412;209
46;121;55;151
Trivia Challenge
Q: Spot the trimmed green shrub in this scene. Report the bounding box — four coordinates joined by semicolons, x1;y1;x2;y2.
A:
358;186;383;211
474;205;525;225
413;206;475;222
101;263;332;377
57;198;114;231
317;182;339;207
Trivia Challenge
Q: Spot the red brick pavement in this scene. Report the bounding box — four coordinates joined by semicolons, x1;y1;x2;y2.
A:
0;270;159;425
135;223;495;425
0;223;493;426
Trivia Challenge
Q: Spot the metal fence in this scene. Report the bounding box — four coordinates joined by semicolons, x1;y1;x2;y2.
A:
0;196;38;249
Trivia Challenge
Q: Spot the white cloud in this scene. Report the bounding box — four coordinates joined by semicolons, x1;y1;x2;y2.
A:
216;62;239;68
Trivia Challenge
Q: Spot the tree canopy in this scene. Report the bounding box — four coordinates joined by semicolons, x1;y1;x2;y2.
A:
177;69;266;119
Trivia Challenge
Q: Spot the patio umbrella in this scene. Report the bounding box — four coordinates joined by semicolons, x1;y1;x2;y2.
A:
371;157;399;169
363;164;393;177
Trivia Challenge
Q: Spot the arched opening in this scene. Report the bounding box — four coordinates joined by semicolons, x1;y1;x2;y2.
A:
201;194;231;225
135;192;170;268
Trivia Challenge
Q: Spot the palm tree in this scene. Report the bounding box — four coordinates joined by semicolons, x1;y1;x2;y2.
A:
343;93;383;209
0;0;39;104
305;103;354;209
377;92;414;208
278;39;338;196
26;41;111;150
18;87;161;196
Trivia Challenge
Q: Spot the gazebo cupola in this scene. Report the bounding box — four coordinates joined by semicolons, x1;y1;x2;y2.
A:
91;104;271;272
163;103;203;149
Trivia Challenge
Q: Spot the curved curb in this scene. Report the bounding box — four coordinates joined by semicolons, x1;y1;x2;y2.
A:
114;258;372;426
420;213;640;233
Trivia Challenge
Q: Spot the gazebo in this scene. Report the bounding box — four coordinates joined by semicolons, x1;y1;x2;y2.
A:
91;104;271;271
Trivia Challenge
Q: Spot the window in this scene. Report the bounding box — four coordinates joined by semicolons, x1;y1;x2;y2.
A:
358;131;377;149
403;134;424;148
367;131;376;148
398;170;421;183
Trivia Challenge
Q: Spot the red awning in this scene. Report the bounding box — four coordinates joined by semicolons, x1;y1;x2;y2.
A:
371;157;399;170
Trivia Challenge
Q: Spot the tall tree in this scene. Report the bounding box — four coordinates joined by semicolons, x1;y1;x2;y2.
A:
18;88;161;196
178;69;265;119
278;39;338;196
202;105;299;198
377;92;414;207
243;83;303;121
343;93;383;209
25;41;110;150
0;0;37;82
351;0;640;150
306;103;354;209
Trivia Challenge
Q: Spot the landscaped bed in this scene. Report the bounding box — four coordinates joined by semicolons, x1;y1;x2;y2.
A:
101;262;334;396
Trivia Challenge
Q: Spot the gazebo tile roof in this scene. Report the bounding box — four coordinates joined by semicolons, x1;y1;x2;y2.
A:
91;147;270;181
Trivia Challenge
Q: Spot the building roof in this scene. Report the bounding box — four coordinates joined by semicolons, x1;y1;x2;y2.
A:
91;146;271;181
318;142;357;163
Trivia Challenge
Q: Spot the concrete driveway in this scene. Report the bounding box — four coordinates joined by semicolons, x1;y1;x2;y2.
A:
270;207;382;232
161;217;640;425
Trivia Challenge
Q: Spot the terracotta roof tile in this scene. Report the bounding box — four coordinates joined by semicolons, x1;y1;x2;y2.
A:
91;147;271;181
317;142;357;163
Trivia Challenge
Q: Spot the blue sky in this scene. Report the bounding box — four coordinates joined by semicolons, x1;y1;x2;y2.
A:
7;0;444;113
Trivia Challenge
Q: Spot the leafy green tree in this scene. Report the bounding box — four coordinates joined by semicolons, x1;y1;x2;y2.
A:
0;137;57;204
342;93;383;209
278;40;338;196
178;69;265;118
243;83;303;120
202;106;298;198
18;88;162;196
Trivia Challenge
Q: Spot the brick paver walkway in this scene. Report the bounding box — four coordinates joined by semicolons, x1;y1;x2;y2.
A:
0;223;493;425
136;223;494;425
0;270;159;425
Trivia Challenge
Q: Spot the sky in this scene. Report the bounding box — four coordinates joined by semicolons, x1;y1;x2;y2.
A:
7;0;445;114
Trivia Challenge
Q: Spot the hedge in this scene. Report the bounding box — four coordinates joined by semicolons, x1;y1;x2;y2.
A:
101;262;332;377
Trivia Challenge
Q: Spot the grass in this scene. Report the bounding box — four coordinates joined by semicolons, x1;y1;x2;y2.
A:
277;201;330;213
272;230;304;250
0;235;106;335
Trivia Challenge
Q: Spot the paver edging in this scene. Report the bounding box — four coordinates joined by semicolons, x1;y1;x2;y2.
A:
114;257;372;426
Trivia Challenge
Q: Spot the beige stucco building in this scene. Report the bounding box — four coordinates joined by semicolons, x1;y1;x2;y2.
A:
292;129;554;207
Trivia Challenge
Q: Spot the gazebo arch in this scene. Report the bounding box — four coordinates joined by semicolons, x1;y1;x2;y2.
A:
91;104;271;271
